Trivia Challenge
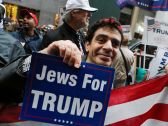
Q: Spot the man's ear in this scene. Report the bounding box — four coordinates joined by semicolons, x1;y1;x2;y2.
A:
85;41;90;52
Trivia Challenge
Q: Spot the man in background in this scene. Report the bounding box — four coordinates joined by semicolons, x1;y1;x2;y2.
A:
41;0;98;55
0;3;26;103
112;35;134;88
11;9;43;54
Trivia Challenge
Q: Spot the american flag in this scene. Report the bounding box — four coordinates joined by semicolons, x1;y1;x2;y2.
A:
105;74;168;126
147;19;160;31
1;75;168;126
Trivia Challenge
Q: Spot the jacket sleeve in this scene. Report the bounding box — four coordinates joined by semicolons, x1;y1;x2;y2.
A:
40;32;52;50
0;36;27;103
0;57;27;103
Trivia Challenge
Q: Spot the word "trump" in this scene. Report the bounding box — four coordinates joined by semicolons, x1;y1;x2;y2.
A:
31;90;103;118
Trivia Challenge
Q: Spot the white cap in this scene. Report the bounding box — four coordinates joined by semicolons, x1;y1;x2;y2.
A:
66;0;98;12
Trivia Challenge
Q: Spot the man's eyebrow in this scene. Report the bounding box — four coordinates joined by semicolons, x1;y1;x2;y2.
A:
96;34;120;42
95;34;108;38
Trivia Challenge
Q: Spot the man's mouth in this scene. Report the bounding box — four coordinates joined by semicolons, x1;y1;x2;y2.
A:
97;54;112;61
97;53;112;58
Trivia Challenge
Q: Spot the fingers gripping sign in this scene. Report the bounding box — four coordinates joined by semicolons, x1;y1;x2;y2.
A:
40;40;82;68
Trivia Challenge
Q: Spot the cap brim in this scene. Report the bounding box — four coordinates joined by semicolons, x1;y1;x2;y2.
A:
80;7;98;12
20;9;31;17
66;7;98;12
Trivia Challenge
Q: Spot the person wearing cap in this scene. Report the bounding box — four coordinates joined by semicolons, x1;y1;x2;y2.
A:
11;9;43;54
41;0;98;55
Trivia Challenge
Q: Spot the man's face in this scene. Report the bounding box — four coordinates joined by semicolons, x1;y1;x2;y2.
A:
73;9;91;29
85;27;122;67
23;15;36;29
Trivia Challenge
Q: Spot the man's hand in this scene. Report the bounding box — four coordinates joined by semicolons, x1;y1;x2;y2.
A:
40;40;82;68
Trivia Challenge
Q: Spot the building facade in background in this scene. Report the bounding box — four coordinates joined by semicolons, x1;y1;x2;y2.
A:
2;0;121;27
2;0;156;40
3;0;67;26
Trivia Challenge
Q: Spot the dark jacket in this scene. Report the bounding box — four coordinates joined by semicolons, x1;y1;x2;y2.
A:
41;22;86;54
11;28;43;54
0;30;26;103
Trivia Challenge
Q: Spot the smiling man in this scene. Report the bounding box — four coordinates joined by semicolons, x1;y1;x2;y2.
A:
85;18;123;67
0;18;123;126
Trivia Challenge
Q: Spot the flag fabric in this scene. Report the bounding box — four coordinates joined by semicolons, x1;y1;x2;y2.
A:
147;19;160;31
1;75;168;126
105;74;168;126
0;104;59;126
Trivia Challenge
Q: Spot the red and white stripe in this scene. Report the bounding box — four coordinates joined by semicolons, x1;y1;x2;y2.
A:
105;74;168;126
1;75;168;126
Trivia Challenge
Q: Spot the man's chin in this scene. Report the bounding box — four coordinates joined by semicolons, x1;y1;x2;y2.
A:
96;61;111;67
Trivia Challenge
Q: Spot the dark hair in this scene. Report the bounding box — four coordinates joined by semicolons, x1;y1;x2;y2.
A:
86;18;123;44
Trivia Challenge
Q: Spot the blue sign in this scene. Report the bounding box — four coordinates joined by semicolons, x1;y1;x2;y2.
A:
20;53;115;126
117;0;168;11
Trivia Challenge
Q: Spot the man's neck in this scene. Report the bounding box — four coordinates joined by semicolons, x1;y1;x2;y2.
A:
25;29;35;37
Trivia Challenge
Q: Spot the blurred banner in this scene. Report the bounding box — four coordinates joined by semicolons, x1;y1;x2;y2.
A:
121;25;132;40
148;47;168;78
4;3;18;21
117;0;168;11
143;16;168;48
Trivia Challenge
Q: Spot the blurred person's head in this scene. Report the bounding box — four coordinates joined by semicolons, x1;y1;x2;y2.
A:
121;35;129;46
63;0;97;31
3;17;14;32
18;19;23;27
20;9;38;30
85;18;123;67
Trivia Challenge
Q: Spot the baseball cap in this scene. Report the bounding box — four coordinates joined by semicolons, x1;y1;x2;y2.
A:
20;9;38;26
66;0;98;12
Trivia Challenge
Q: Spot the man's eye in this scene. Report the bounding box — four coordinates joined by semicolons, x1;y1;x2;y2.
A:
97;38;105;43
111;39;120;47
